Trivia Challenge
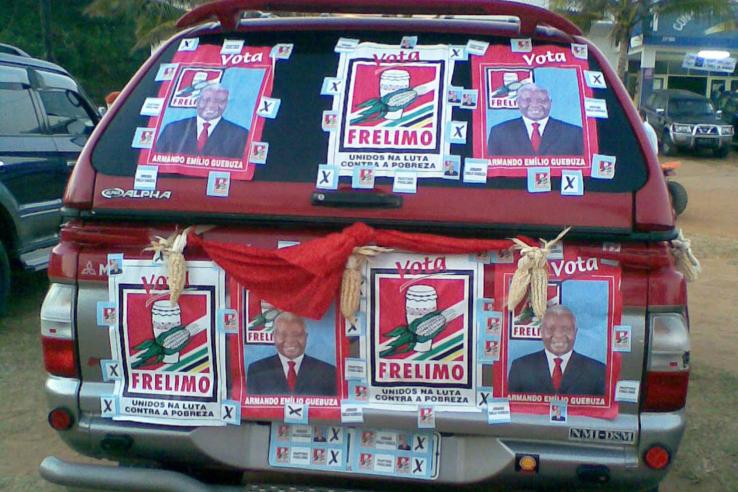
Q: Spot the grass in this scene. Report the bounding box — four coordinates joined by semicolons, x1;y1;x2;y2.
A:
670;364;738;491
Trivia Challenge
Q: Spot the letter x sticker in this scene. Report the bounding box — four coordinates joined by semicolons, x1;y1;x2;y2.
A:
320;170;332;184
414;436;426;452
329;427;341;442
478;391;490;407
257;97;281;119
451;48;462;58
329;450;340;465
223;406;234;420
284;403;308;423
413;458;425;474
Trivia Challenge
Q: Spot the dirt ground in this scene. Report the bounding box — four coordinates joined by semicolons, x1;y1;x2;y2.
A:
0;154;737;491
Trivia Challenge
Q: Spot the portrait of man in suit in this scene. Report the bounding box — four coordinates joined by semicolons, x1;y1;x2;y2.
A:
507;304;605;395
246;312;337;396
155;83;249;158
487;83;583;156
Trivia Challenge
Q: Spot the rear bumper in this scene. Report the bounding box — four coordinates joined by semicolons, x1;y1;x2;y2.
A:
41;409;684;491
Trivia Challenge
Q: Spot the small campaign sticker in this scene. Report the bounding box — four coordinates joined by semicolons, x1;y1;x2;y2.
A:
106;254;123;276
207;171;231;197
527;167;551;193
217;308;239;333
222;400;240;425
348;381;369;403
352;167;375;189
447;86;463;106
449;45;468;61
100;360;121;382
96;301;117;326
584;70;607;89
140;97;165;116
134;165;158;191
271;43;294;59
561;169;584;196
131;127;155;149
511;38;533;53
466;39;489;56
316;165;338;190
335;38;360;52
155;63;179;81
460;89;478;109
442;155;461;180
480;338;501;362
249;141;269;164
341;402;364;423
548;242;564;260
257;97;281;118
488;399;511;424
400;36;418;49
447;121;468;144
477;387;492;407
322;111;339;132
101;396;117;418
321;77;343;96
615;381;640;403
549;399;568;423
220;39;244;55
393;172;417;194
584;98;608;118
344;358;367;380
418;406;435;428
463;158;489;184
613;325;632;352
284;403;308;424
178;38;199;51
571;43;588;60
591;154;616;179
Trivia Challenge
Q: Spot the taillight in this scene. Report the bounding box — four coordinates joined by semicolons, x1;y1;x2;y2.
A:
40;283;78;378
643;313;689;411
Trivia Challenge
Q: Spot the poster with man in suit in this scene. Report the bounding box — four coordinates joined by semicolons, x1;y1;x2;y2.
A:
246;312;337;396
139;43;277;180
470;44;601;178
493;246;622;419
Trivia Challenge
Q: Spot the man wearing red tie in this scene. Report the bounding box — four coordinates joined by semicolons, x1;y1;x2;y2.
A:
487;83;583;156
507;304;605;395
246;312;337;396
155;83;249;158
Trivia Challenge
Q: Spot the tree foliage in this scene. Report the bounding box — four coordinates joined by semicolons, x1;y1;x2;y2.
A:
550;0;733;82
0;0;148;103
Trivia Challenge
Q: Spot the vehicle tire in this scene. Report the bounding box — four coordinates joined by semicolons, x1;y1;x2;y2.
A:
0;240;10;317
713;146;729;158
661;132;677;156
667;180;688;216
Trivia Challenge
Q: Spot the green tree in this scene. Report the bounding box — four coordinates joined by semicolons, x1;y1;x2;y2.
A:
550;0;733;82
0;0;148;103
84;0;198;51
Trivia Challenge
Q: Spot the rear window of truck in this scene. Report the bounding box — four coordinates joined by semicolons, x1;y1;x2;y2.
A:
92;28;647;193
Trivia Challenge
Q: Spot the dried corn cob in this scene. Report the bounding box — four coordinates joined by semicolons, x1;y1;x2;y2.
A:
408;311;447;343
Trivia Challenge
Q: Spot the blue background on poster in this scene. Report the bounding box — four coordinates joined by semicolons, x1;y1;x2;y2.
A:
245;304;338;370
160;67;265;130
487;67;582;132
506;279;608;371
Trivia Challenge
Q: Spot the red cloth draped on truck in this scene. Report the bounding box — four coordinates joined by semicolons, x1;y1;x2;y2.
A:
187;222;523;320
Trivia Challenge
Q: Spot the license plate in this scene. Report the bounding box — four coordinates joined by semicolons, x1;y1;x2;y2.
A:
268;423;441;480
695;137;717;146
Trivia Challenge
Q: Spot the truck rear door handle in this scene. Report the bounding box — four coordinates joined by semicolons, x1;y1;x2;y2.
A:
311;191;403;209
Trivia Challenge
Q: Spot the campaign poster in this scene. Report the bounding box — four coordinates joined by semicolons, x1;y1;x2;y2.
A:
107;260;229;426
235;286;346;420
366;253;482;408
328;43;455;178
493;248;622;419
138;43;276;180
471;44;600;177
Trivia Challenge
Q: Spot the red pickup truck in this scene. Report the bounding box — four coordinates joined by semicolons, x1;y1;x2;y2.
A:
40;1;690;490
